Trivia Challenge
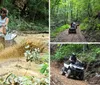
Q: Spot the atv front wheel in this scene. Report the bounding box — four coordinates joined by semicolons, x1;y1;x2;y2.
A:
61;67;65;75
65;69;71;78
79;72;84;80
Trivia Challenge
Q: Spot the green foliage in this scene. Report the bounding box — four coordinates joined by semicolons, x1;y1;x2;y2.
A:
51;44;100;63
24;45;49;63
78;53;96;63
2;73;49;85
80;23;88;30
51;0;100;37
1;0;48;32
51;24;70;37
24;45;40;62
40;63;49;76
24;44;49;84
95;48;100;54
3;73;33;85
56;24;70;33
51;44;83;60
97;24;100;30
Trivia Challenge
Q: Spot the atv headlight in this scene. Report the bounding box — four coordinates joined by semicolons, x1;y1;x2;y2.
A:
81;67;84;70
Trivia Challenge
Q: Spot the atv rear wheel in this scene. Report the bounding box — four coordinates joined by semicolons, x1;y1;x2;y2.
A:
65;69;71;78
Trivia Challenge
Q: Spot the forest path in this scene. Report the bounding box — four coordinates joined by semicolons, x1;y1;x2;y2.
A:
50;63;88;85
54;27;86;42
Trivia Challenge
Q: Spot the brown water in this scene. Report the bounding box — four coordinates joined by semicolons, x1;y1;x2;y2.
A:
0;57;44;78
0;33;49;78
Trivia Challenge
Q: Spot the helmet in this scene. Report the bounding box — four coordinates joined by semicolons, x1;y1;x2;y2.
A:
73;22;76;24
72;53;76;57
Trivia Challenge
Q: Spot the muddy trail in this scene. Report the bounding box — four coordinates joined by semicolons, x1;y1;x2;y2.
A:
50;63;88;85
54;28;86;42
0;57;44;79
0;33;49;83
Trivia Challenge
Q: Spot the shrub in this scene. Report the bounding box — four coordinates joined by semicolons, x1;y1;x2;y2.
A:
51;24;70;37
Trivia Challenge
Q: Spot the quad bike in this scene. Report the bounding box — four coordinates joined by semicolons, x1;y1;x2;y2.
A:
68;22;77;34
61;61;84;80
68;27;77;34
0;26;17;40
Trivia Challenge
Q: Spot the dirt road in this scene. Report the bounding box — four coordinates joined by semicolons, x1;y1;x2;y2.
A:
51;64;88;85
54;28;86;42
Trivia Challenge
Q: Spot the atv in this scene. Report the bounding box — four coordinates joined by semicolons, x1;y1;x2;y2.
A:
61;61;84;80
68;27;76;34
68;22;77;34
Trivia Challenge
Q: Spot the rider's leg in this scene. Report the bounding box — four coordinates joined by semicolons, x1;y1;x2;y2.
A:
0;27;6;35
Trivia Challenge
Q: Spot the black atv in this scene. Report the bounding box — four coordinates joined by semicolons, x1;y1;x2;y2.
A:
61;61;84;80
68;22;77;34
68;27;76;34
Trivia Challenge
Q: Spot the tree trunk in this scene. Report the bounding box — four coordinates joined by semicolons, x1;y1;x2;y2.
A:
0;0;3;5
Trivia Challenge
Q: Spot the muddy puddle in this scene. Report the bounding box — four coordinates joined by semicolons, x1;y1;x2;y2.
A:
0;33;49;78
0;57;44;78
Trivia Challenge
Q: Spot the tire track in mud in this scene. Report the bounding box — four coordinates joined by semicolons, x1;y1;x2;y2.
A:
54;27;86;42
51;66;88;85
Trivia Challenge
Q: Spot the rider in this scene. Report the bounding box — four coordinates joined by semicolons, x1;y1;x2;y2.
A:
71;22;76;29
0;8;9;35
69;53;77;64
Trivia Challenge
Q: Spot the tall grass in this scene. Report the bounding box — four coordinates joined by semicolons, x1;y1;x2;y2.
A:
51;24;70;37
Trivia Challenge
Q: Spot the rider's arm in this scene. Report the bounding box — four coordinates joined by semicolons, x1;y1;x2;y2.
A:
69;56;72;61
2;18;9;27
5;18;9;26
77;58;82;63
